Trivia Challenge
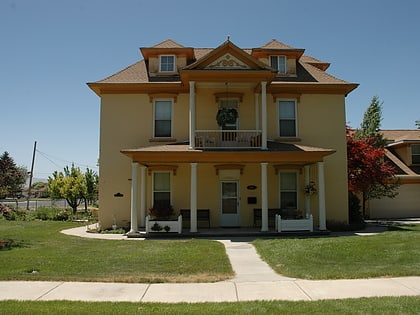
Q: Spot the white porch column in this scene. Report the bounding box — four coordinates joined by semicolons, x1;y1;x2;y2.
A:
261;162;269;232
189;81;196;149
129;162;139;233
190;162;198;232
317;161;327;230
139;165;146;227
261;81;267;150
254;93;260;130
304;165;311;219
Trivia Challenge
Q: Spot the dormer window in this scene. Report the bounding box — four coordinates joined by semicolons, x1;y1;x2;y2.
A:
270;55;287;74
159;55;176;72
412;144;420;164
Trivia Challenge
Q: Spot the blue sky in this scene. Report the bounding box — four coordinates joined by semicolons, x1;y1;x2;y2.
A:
1;0;419;179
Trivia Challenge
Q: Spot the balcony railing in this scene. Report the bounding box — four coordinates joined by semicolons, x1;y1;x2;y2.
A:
194;130;262;149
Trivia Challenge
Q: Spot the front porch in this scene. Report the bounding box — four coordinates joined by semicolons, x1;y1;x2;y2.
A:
128;226;329;238
121;143;334;236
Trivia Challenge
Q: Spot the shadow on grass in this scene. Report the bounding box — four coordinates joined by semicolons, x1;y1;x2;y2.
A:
0;238;30;250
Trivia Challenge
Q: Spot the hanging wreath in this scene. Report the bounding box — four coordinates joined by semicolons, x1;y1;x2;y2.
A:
216;108;238;127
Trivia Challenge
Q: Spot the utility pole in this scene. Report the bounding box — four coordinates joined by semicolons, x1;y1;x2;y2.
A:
26;141;37;210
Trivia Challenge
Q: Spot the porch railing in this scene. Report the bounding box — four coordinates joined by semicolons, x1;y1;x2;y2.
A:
194;130;262;149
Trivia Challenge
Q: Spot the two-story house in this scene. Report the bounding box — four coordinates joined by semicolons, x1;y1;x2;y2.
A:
88;39;358;233
369;130;420;218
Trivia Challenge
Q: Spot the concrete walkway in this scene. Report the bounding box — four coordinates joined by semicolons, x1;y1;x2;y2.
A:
0;225;419;302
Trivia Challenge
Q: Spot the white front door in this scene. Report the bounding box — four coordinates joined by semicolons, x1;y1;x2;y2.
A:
220;181;240;227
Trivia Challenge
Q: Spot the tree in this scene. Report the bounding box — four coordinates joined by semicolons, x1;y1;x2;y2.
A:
48;165;87;214
83;168;99;209
416;120;420;129
0;151;28;199
347;129;399;218
355;95;386;147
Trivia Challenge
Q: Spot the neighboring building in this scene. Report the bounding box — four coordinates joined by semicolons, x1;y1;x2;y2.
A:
88;39;358;233
369;130;420;218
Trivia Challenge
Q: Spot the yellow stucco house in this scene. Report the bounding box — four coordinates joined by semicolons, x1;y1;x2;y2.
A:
88;39;358;234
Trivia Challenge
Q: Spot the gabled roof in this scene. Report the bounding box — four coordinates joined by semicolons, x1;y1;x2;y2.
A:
152;39;185;48
260;39;296;50
252;39;305;59
88;39;358;96
140;39;195;60
182;40;273;71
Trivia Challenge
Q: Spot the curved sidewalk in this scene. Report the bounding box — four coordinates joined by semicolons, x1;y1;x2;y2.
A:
0;226;419;302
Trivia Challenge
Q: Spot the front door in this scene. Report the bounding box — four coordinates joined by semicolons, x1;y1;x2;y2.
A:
220;181;240;227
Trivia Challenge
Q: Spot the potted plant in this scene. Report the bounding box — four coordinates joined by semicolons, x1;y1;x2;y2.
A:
148;203;174;220
146;204;182;234
216;107;238;127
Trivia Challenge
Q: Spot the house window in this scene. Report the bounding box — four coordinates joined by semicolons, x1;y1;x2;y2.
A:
278;100;297;137
159;55;175;72
279;171;298;209
152;172;171;207
270;55;287;74
154;99;172;138
412;144;420;164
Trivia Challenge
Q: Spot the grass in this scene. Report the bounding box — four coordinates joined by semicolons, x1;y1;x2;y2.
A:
253;224;420;279
0;297;419;314
0;221;233;283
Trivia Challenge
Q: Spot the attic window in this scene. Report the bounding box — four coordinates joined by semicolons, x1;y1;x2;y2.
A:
270;56;286;74
159;55;175;72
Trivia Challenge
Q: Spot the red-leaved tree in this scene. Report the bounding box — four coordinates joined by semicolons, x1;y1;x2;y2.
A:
347;129;399;218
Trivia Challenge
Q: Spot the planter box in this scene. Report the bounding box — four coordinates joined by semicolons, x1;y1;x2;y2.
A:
275;214;313;232
145;215;182;234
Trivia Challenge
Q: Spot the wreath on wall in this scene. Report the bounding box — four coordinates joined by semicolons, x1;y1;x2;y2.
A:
216;108;238;127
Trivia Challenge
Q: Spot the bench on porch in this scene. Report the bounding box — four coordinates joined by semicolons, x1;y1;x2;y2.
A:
180;209;210;229
254;208;302;227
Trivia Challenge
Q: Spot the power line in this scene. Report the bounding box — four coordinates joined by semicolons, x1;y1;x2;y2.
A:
36;149;98;171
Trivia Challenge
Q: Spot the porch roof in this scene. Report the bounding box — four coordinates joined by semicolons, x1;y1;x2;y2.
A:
121;141;335;165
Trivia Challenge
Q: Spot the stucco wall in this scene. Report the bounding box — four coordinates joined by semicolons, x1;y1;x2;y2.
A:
98;91;349;228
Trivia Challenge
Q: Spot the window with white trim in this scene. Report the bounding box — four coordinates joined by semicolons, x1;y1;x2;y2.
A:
152;172;171;207
270;55;287;74
159;55;175;72
278;99;297;137
412;144;420;164
279;171;298;209
154;99;172;138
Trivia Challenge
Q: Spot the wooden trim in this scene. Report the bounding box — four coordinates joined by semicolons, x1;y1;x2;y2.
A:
268;83;359;96
214;92;243;102
272;93;301;103
149;138;177;143
148;93;178;103
147;165;178;176
214;164;245;175
273;164;303;174
122;149;335;164
274;137;302;142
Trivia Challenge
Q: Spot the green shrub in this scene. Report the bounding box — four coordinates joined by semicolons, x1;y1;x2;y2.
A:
31;207;71;221
348;192;364;224
0;204;27;221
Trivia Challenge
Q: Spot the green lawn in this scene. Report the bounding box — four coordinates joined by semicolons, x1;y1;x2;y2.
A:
1;297;419;314
0;221;233;283
253;224;420;279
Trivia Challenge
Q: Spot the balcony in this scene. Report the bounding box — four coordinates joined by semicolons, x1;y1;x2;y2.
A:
194;130;262;149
